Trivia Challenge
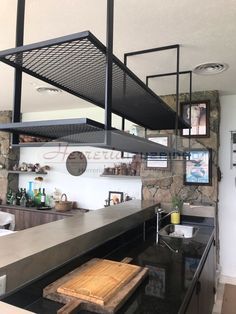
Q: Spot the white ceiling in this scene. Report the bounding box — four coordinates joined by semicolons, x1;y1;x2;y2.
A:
0;0;236;113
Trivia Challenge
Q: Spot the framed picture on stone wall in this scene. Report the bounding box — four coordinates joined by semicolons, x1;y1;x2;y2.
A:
180;100;210;137
145;135;171;170
184;149;212;185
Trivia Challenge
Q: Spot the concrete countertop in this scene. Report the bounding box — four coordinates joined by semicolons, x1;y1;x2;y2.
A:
0;204;87;216
0;301;34;313
0;199;157;295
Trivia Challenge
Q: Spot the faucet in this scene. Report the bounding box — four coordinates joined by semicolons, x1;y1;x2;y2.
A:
155;207;179;244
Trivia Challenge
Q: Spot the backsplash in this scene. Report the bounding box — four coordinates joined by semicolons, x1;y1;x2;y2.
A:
141;90;220;207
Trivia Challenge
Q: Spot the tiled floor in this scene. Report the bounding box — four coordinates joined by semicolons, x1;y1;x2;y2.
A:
212;283;225;314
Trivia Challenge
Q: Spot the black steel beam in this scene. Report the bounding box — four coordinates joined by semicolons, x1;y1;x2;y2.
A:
12;0;25;145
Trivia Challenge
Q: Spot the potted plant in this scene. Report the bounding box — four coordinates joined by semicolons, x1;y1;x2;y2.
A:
171;195;183;212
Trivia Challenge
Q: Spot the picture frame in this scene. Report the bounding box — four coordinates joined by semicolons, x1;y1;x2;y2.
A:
184;149;212;185
180;100;210;137
108;191;124;206
145;135;170;170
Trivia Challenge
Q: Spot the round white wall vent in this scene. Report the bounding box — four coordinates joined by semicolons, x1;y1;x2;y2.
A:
193;62;229;75
36;86;62;94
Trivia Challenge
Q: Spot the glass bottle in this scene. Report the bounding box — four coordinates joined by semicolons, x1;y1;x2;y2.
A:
34;188;42;207
26;181;35;207
10;193;16;206
40;188;46;207
20;190;27;207
27;181;34;199
16;189;21;206
6;189;12;204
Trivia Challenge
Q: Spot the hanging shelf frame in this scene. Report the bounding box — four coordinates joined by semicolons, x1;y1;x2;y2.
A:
0;0;189;155
0;35;188;132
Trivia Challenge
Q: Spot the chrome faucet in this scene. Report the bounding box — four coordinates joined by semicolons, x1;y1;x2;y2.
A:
155;207;179;244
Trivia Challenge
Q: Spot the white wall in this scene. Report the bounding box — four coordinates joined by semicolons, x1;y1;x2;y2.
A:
18;109;142;210
22;107;137;132
219;95;236;278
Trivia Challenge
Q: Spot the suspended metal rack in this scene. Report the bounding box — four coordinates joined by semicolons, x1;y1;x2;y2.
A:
0;32;187;131
0;0;189;154
0;118;176;153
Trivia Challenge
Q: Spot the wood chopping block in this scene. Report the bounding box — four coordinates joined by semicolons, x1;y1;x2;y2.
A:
43;257;148;314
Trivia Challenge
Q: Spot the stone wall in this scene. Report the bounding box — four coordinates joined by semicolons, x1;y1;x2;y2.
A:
142;90;220;207
0;111;19;203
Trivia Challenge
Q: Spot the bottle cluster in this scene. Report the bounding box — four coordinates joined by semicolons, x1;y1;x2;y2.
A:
6;187;47;208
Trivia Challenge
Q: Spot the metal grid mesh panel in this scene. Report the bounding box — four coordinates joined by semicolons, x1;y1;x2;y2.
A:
0;32;187;130
0;120;103;143
0;119;181;154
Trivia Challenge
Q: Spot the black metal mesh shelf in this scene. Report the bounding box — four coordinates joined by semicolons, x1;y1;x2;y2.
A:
0;118;179;154
0;31;187;130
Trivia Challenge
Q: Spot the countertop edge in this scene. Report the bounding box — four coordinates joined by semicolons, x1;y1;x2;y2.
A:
0;199;157;295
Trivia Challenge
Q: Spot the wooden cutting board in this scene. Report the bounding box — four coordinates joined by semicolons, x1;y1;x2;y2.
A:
43;257;148;314
57;258;140;306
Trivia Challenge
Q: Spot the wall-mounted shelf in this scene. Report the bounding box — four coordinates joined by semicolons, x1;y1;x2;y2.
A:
8;171;47;175
100;175;141;179
0;31;188;131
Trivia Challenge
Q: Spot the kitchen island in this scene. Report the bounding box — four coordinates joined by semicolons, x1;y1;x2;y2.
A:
0;200;215;314
0;200;157;295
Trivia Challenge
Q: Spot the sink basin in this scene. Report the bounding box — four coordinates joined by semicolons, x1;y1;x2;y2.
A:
159;224;199;239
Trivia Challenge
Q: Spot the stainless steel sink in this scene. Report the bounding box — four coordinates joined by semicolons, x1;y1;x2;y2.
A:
158;224;199;239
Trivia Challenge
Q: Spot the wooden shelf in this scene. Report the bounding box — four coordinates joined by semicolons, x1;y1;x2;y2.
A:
8;170;47;175
100;175;140;179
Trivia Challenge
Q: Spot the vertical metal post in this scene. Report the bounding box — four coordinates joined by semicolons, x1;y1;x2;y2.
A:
12;0;25;145
104;0;114;134
188;71;192;152
174;45;180;153
122;54;127;132
175;45;180;135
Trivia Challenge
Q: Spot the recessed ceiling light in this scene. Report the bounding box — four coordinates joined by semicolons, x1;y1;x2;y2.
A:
193;62;229;75
36;86;62;94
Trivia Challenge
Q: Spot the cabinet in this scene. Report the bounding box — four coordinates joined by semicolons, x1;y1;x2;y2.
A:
0;207;74;231
185;240;215;314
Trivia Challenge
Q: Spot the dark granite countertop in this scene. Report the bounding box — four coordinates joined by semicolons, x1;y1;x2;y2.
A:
3;215;214;314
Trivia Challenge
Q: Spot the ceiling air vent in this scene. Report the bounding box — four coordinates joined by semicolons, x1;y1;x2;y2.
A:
193;62;228;75
36;86;62;94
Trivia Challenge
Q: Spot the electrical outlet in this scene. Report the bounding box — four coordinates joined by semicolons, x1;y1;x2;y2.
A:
0;275;6;295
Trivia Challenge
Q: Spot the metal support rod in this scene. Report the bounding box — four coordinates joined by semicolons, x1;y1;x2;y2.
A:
188;71;192;151
104;0;114;132
122;54;128;132
124;44;179;58
147;70;191;80
175;45;180;136
12;0;25;145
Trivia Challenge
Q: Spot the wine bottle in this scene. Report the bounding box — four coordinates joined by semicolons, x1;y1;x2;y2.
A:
16;189;21;206
35;188;42;207
6;189;12;204
20;190;27;207
40;188;46;207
